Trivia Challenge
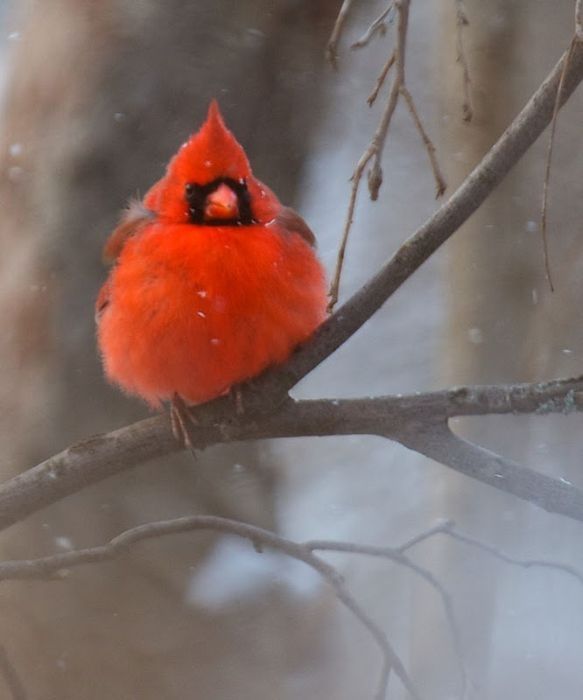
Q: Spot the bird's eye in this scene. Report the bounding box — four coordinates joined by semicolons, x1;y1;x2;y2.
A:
185;183;194;196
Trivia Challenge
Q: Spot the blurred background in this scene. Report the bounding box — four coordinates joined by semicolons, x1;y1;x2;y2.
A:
0;0;582;698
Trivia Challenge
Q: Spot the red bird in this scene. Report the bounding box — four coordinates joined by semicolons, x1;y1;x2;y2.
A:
96;101;327;438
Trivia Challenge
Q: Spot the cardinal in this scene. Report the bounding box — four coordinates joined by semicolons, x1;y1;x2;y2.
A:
96;101;327;444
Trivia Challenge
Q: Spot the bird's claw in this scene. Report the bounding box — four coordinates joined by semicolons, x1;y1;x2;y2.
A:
170;393;199;450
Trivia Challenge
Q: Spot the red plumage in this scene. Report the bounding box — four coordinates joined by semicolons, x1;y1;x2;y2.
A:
96;101;326;408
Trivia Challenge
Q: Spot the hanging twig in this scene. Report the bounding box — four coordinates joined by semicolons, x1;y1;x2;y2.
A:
328;0;446;311
400;85;447;197
326;0;356;68
351;3;394;50
540;38;576;293
454;0;473;122
368;52;396;106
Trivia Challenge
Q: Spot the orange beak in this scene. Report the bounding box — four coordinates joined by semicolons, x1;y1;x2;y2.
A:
204;183;239;221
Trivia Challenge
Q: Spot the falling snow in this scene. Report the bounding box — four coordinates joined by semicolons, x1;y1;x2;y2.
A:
8;143;22;157
468;327;484;345
525;220;537;232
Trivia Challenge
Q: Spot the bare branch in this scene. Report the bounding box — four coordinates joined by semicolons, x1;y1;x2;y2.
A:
400;519;583;588
307;538;468;698
540;39;576;292
275;37;583;390
576;0;583;40
351;4;394;50
327;78;400;312
326;0;356;68
367;52;396;106
439;524;583;587
4;376;583;533
0;515;423;700
398;424;583;523
328;0;446;310
0;645;26;700
454;0;473;122
400;85;447;196
1;40;583;541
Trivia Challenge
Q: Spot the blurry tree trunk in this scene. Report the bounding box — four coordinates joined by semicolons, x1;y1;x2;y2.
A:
411;2;579;698
0;1;340;698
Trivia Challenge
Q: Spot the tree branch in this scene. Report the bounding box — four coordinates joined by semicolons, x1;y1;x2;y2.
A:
435;522;583;587
306;537;468;698
351;4;394;50
0;514;424;700
4;514;582;699
3;376;583;533
328;0;446;311
262;35;583;394
398;424;583;522
454;0;473;122
1;12;583;566
326;0;356;68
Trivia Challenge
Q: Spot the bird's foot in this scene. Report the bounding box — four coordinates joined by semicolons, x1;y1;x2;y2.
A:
170;393;199;450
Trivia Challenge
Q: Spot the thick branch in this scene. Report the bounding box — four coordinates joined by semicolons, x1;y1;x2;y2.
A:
399;425;583;522
3;376;583;532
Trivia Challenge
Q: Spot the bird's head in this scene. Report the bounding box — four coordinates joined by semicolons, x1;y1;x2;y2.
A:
144;100;280;226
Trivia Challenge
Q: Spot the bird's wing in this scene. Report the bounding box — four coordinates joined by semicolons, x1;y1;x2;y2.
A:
102;199;155;264
274;206;316;247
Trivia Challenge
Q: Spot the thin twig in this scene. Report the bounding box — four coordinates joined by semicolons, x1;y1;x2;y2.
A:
351;3;394;50
400;85;447;196
328;0;446;311
307;538;468;699
398;519;455;552
441;524;583;587
368;52;396;106
327;0;408;312
401;520;583;588
0;645;26;700
454;0;473;122
326;0;356;68
278;38;583;389
327;78;400;312
0;515;423;700
540;38;576;292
